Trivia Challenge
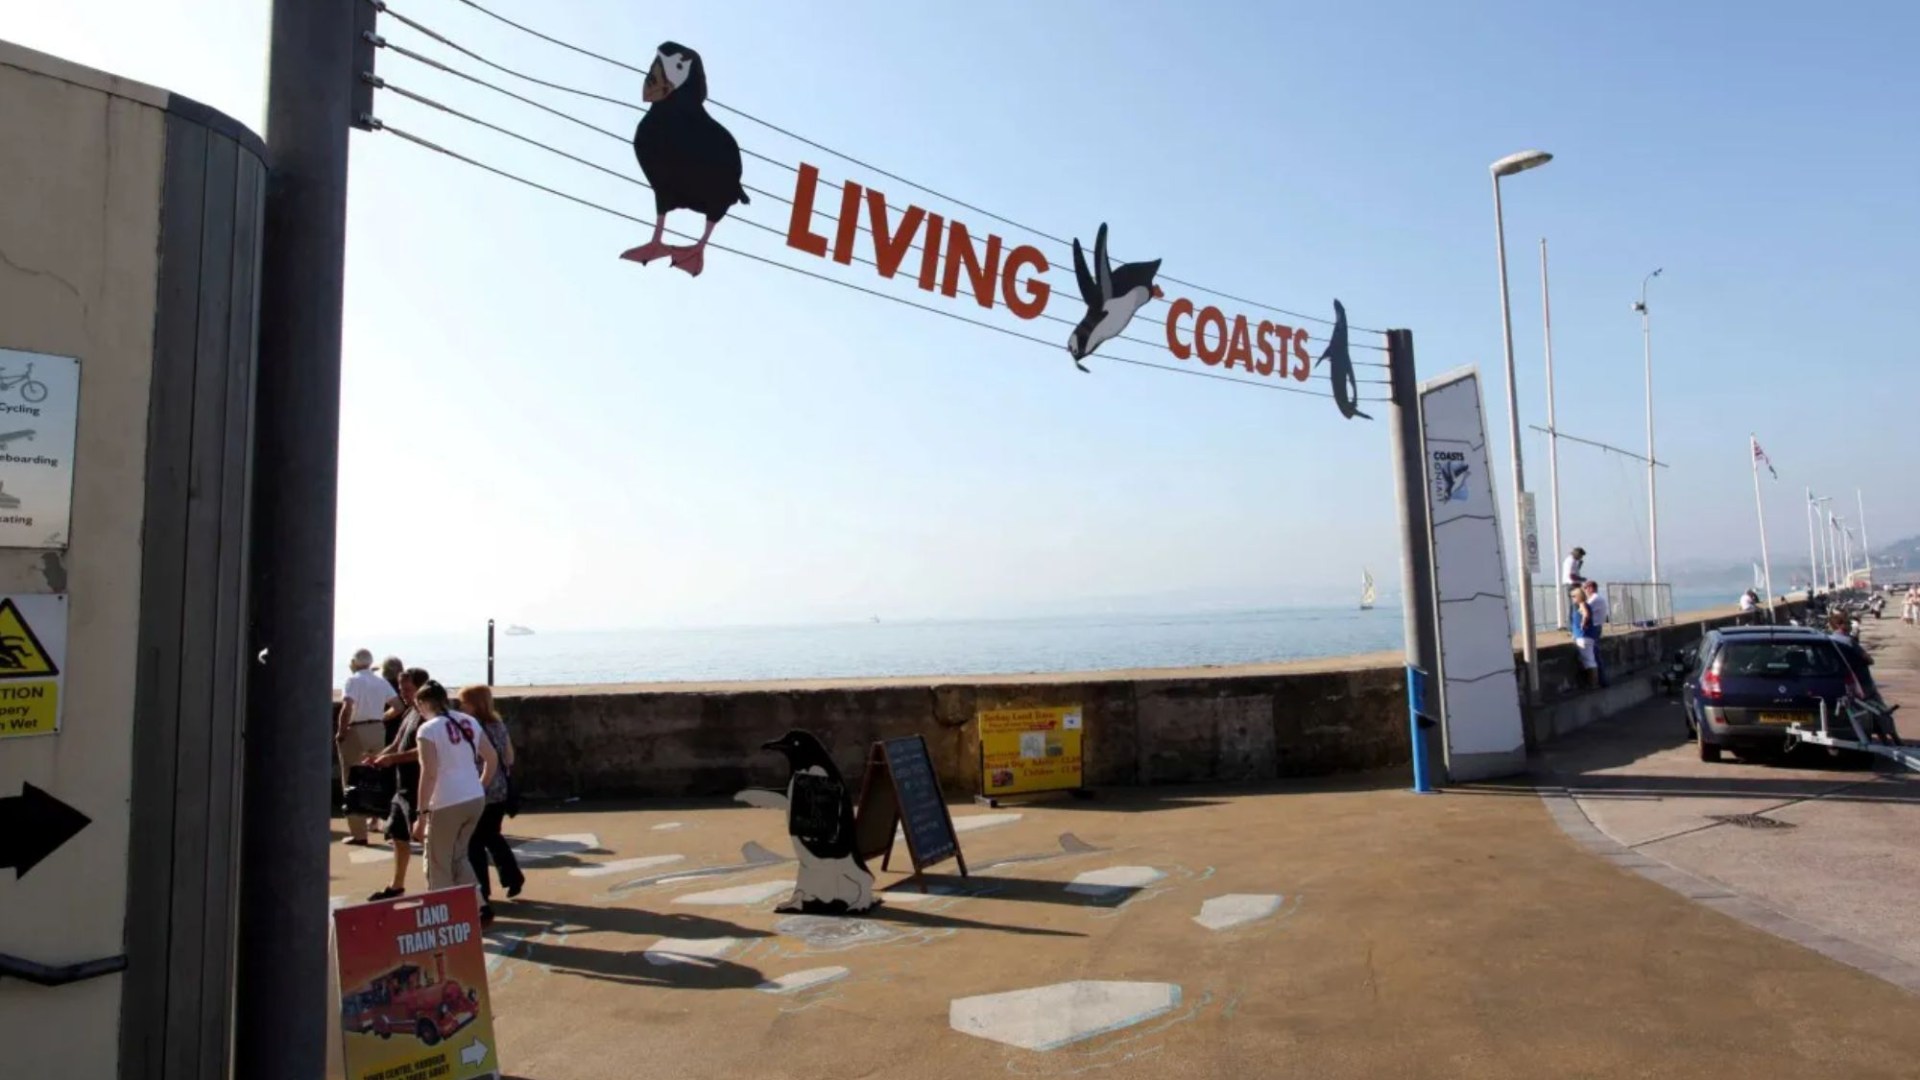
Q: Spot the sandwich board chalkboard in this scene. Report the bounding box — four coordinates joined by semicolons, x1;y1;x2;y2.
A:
853;735;967;889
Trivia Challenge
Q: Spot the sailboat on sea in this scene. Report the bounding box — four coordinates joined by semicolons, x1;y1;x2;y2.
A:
1360;568;1376;610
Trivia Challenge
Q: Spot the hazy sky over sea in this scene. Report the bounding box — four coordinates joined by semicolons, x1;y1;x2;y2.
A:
15;0;1917;634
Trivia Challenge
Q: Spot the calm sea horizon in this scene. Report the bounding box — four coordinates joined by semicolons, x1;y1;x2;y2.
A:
336;587;1737;689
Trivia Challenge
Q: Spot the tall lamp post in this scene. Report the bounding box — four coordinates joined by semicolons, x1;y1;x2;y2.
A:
1491;148;1553;697
1632;269;1663;588
1540;238;1566;630
1805;489;1820;595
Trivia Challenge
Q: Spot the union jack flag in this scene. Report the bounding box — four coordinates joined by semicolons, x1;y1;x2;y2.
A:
1751;437;1777;479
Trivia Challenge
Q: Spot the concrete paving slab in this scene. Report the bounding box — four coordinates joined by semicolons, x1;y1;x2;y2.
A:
331;763;1920;1079
1532;613;1920;992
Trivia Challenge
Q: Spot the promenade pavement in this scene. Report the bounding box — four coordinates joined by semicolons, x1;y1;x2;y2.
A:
329;703;1920;1078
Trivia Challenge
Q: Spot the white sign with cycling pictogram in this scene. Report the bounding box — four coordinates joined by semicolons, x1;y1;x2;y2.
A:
0;348;79;549
0;593;67;740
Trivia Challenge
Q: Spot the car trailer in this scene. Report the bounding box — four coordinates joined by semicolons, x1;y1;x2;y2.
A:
1784;699;1920;772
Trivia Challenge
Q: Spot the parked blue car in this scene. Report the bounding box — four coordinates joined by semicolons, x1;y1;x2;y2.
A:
1681;626;1870;762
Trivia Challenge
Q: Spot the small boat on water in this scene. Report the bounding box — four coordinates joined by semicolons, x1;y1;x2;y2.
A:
504;624;534;637
1360;569;1376;610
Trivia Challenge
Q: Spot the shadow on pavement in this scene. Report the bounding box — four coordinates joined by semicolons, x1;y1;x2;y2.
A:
489;899;772;990
1449;692;1919;806
862;902;1085;938
896;872;1145;909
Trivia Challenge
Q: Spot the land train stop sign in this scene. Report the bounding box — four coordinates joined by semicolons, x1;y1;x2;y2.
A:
0;593;67;739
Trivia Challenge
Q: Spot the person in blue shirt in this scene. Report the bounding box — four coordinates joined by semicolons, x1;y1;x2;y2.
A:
1570;587;1598;688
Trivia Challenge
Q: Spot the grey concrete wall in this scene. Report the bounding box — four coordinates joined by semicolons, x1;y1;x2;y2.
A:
500;662;1409;800
0;40;168;1080
491;602;1802;802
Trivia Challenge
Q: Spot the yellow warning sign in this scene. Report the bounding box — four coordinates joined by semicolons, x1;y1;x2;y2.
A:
0;680;59;736
0;597;59;678
0;594;66;740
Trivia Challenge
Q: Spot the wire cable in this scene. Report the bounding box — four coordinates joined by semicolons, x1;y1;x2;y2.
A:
371;120;1385;403
372;64;1387;371
375;76;1190;357
377;0;1393;337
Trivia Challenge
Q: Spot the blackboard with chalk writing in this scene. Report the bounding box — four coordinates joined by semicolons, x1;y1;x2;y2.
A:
853;734;967;885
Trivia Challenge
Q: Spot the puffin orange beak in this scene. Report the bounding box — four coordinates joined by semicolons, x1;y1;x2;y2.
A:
642;59;671;103
1150;285;1164;300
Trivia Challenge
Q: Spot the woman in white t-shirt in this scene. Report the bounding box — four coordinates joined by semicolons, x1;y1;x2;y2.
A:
410;681;500;916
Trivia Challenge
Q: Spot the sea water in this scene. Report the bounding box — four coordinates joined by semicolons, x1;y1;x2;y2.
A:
339;588;1733;688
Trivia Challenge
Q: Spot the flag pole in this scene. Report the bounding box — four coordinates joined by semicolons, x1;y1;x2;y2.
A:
1805;489;1819;596
1750;436;1775;614
1857;489;1872;587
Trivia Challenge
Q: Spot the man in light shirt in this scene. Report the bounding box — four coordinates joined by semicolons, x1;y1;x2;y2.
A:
336;648;398;845
1562;547;1587;588
1582;581;1610;687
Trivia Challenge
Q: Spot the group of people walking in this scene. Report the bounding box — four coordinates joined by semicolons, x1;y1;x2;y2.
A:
336;650;525;921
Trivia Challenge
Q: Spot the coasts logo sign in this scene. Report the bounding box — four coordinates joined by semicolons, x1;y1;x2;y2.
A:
1431;451;1470;503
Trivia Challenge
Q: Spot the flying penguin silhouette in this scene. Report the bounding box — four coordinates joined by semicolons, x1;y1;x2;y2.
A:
620;42;750;278
736;730;877;915
1315;300;1371;420
1066;223;1163;372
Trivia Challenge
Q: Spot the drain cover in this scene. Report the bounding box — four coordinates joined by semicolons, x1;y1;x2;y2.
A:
1708;813;1795;830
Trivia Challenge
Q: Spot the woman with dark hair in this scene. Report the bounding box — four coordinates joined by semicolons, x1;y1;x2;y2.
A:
365;667;431;901
461;685;526;903
411;681;500;918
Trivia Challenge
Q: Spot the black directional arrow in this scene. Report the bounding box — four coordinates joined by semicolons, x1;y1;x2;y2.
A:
0;782;90;878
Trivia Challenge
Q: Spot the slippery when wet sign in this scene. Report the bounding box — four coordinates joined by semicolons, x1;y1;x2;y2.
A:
0;593;66;739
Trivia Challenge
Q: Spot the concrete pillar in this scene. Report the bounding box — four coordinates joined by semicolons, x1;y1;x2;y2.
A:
0;40;263;1079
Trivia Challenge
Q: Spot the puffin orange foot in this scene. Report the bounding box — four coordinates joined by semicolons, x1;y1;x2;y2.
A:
668;244;706;277
620;240;673;265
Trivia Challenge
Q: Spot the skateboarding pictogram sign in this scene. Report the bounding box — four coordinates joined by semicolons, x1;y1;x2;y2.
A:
0;593;67;739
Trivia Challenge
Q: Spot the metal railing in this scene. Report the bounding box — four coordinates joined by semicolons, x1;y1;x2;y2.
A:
1528;581;1671;630
1603;581;1672;628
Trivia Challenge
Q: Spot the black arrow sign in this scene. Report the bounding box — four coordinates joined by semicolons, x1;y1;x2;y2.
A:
0;782;90;878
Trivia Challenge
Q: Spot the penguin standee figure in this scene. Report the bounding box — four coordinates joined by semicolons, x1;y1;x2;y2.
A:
736;730;877;915
1314;300;1372;420
620;42;750;278
1066;223;1163;372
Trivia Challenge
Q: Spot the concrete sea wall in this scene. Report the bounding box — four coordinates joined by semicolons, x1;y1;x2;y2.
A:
496;601;1803;799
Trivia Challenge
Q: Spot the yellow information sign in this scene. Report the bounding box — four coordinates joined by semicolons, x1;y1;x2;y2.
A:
979;704;1083;797
0;594;67;739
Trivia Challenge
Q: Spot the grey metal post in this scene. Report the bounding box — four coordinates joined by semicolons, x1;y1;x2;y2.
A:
488;618;497;686
236;0;354;1073
1490;170;1539;697
1540;238;1565;630
1387;330;1444;785
1858;490;1872;586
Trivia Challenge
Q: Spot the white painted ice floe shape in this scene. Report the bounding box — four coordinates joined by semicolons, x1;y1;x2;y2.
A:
949;981;1182;1051
1192;894;1284;931
1064;866;1165;898
756;966;850;994
643;937;742;967
673;879;795;906
569;854;685;878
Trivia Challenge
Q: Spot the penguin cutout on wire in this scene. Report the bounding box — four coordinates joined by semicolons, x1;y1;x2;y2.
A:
1316;300;1371;420
1066;223;1163;372
620;42;750;278
735;730;878;915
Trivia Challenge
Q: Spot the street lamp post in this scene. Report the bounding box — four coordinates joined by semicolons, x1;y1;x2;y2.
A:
1491;148;1552;698
1805;489;1820;595
1632;269;1663;587
1541;238;1566;630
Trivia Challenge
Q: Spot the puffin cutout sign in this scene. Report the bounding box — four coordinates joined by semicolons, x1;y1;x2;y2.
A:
735;730;878;915
1316;300;1371;420
1066;223;1163;372
621;42;750;277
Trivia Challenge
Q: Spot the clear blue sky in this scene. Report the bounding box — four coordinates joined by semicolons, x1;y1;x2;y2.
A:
14;0;1919;635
